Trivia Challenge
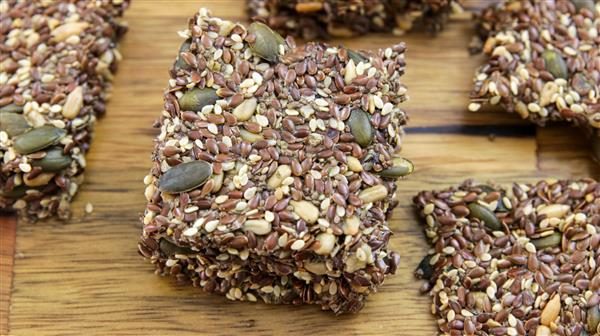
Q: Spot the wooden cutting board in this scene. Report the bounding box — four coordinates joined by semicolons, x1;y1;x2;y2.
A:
2;1;598;335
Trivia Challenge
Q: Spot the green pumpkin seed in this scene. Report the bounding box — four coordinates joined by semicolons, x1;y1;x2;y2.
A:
542;50;568;79
347;49;368;64
159;238;195;256
468;202;502;231
1;185;30;198
158;160;212;193
0;112;30;137
531;232;562;250
178;88;218;112
379;157;414;178
248;22;284;62
175;38;192;69
13;125;66;154
0;103;24;114
348;108;373;147
588;304;600;333
415;254;433;280
31;147;72;172
573;0;595;12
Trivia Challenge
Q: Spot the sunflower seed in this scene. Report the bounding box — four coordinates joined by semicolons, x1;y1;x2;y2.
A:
62;86;84;119
541;294;561;326
314;232;335;255
290;200;319;224
233;98;257;121
359;185;388;203
24;172;56;187
243;219;271;235
51;22;89;42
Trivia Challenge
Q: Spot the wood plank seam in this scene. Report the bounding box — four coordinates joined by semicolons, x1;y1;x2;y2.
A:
535;128;542;172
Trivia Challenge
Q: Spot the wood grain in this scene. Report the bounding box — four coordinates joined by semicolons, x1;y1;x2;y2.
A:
3;1;599;335
1;216;16;336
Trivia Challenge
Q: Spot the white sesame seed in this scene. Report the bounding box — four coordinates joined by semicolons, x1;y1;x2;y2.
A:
255;114;269;127
207;123;218;134
183;227;198;236
85;202;94;214
19;163;31;173
290;239;305;251
468;102;481;112
204;220;218;233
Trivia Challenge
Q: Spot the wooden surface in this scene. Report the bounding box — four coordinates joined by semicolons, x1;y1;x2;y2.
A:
1;216;16;336
2;1;599;335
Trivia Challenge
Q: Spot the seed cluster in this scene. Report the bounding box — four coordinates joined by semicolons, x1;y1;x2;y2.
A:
469;1;600;144
138;8;412;314
0;0;129;220
414;179;600;336
247;0;463;39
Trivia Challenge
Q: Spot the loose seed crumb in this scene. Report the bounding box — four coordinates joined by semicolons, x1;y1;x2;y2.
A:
84;202;94;214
